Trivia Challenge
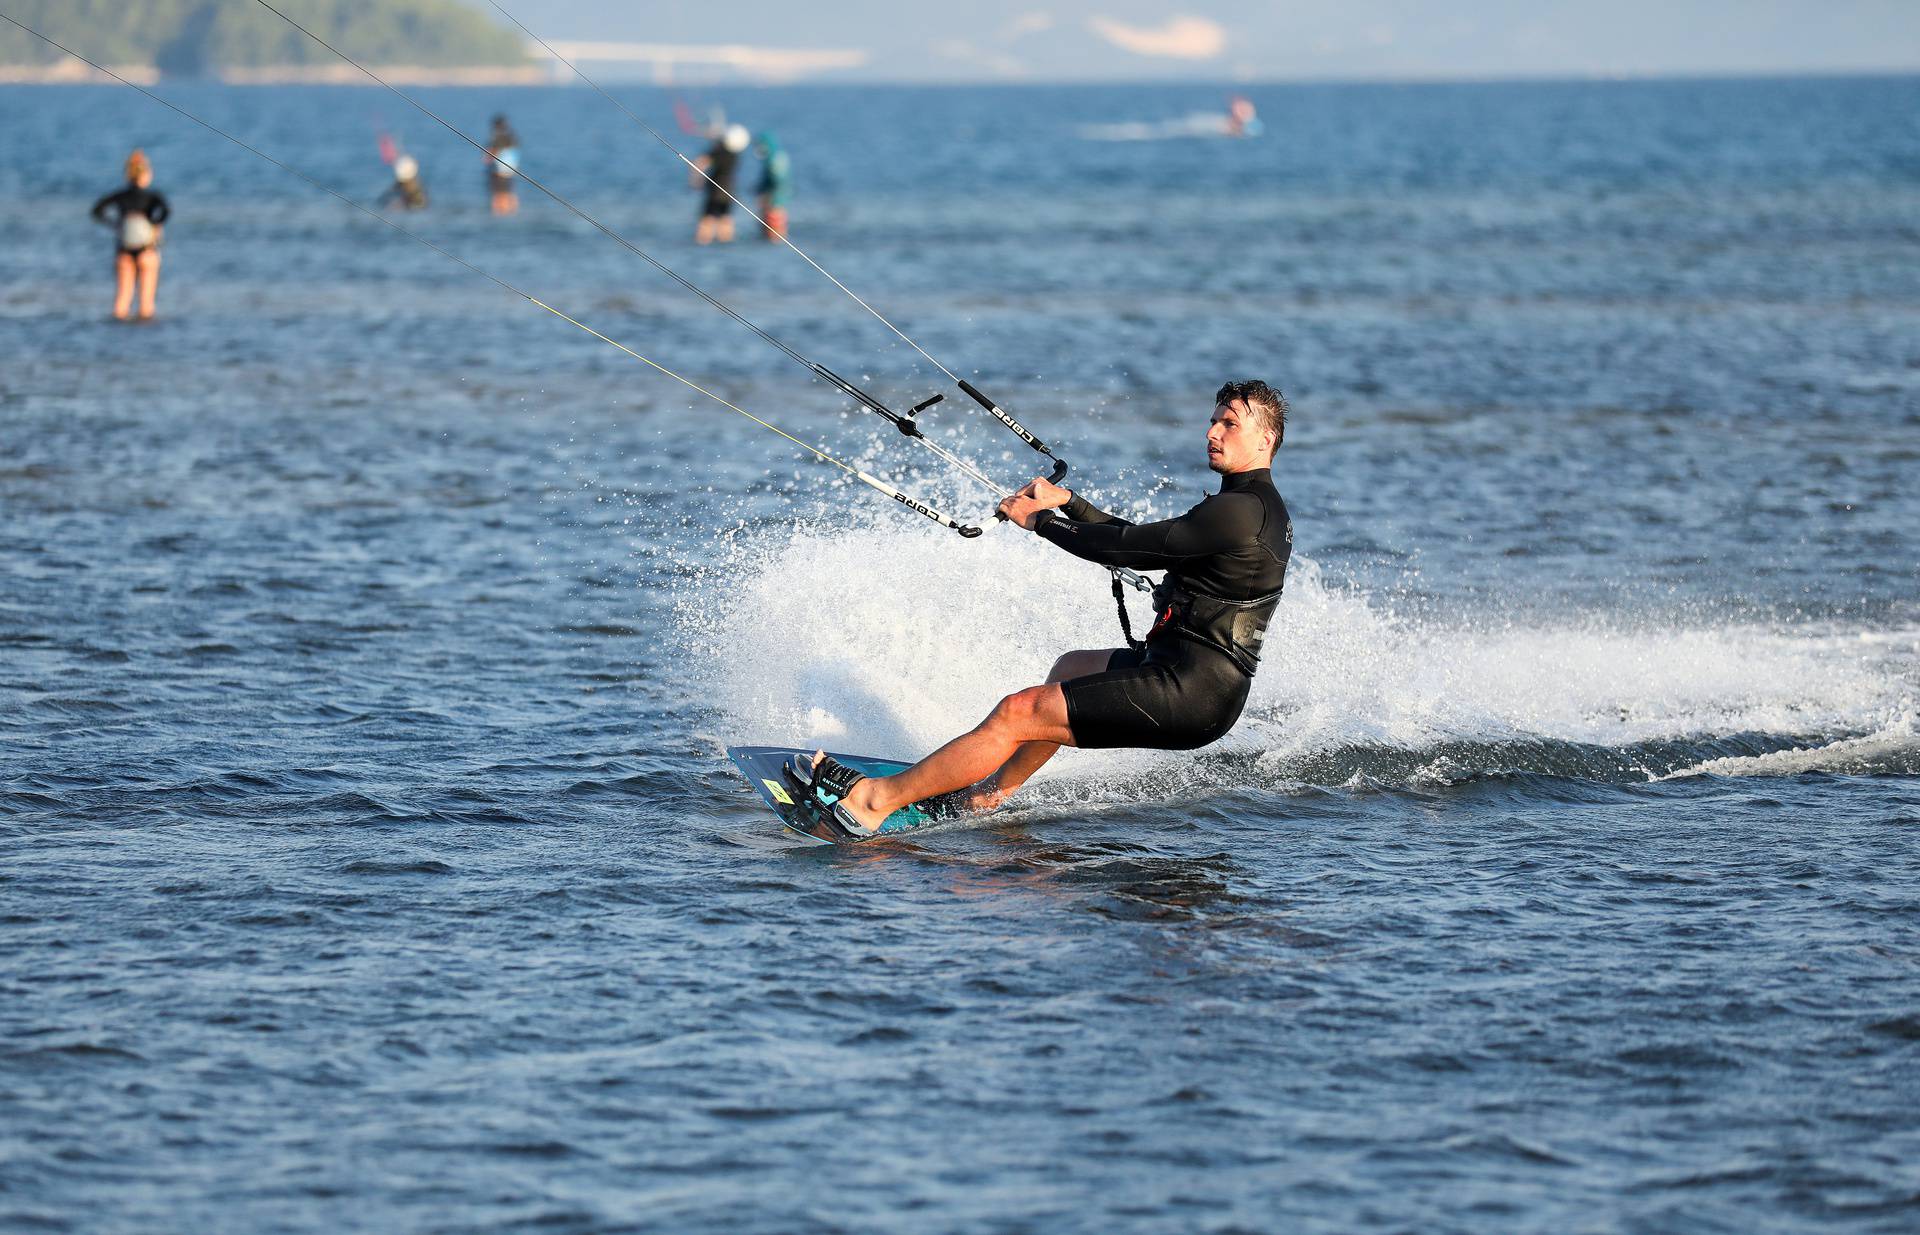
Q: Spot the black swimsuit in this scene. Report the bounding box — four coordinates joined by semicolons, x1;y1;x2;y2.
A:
1035;469;1292;750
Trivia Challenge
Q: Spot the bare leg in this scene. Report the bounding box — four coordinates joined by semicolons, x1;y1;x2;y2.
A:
695;214;717;244
112;252;136;320
829;684;1076;832
963;648;1118;810
135;249;160;320
715;214;735;243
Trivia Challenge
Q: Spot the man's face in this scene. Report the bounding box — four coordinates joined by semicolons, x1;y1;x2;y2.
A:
1206;400;1274;474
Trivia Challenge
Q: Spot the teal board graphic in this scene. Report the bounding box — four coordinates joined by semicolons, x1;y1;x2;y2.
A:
726;746;948;844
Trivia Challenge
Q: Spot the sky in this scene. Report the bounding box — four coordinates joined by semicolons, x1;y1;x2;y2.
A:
473;1;1920;82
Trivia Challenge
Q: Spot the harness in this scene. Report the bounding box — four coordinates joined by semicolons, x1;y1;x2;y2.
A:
1130;578;1284;674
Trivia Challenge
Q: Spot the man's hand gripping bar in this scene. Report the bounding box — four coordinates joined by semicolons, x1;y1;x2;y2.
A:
958;379;1069;519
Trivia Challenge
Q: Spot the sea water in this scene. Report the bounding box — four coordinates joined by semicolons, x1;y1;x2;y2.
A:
2;78;1917;1232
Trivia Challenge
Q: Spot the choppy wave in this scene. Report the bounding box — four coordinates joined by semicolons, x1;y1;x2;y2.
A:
674;518;1919;794
1658;723;1920;779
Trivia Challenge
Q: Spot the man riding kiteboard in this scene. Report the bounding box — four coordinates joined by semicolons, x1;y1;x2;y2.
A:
789;380;1292;836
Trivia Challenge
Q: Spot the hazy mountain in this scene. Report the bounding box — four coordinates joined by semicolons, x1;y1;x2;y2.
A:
0;0;526;75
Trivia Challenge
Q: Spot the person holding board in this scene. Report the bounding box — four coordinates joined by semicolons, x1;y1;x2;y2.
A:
788;381;1293;837
485;115;520;217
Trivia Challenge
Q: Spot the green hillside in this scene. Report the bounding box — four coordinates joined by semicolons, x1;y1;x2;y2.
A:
0;0;528;74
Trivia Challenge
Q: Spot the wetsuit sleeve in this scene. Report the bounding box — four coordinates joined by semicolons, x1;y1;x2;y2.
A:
1059;489;1129;527
90;190;119;223
148;193;170;225
1035;491;1262;570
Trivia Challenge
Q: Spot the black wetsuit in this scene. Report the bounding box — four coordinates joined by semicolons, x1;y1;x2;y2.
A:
1035;468;1291;749
91;184;169;255
701;141;740;217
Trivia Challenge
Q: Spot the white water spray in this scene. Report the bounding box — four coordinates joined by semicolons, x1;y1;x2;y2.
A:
673;518;1918;795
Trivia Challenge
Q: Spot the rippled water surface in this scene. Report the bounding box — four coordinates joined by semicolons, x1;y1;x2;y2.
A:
3;77;1919;1232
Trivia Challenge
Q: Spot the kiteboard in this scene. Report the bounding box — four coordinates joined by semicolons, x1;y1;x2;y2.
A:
725;745;955;845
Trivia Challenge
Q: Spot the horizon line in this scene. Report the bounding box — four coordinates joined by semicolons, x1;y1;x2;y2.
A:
3;63;1917;88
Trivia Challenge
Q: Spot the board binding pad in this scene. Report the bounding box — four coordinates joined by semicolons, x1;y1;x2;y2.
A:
726;746;950;844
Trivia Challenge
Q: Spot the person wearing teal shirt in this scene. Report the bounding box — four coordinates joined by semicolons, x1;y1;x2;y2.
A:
754;131;792;242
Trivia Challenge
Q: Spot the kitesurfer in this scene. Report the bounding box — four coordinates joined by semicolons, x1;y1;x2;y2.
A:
754;131;791;241
693;123;750;244
1226;95;1262;138
798;381;1292;835
91;149;169;322
486;114;520;216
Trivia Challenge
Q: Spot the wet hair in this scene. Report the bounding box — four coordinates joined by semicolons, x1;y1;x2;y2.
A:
1214;379;1288;453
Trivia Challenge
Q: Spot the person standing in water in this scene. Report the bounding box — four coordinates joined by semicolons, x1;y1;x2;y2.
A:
381;154;428;211
91;149;169;322
692;123;749;244
753;131;792;242
485;115;520;217
1226;95;1263;138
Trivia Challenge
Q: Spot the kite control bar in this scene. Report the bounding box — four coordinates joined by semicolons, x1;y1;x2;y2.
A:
957;379;1070;518
957;378;1149;637
958;379;1049;455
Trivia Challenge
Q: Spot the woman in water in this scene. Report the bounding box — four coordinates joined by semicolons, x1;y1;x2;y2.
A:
485;115;520;217
90;149;169;321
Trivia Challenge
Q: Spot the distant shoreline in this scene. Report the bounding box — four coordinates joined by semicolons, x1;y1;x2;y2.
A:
1;57;1912;89
0;58;547;86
